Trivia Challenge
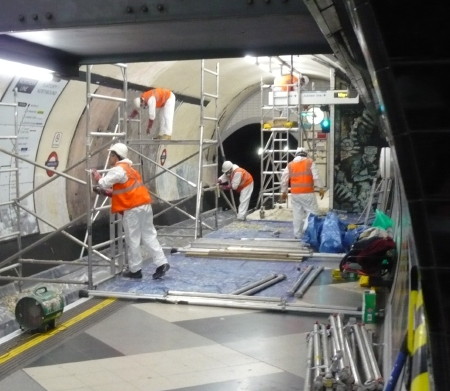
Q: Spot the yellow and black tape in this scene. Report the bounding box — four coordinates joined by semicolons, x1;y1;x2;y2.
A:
410;282;430;391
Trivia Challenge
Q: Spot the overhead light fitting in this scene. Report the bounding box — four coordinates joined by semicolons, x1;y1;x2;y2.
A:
0;59;54;81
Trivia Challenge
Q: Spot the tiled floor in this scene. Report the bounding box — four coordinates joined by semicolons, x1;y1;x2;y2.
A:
1;302;330;390
0;205;368;391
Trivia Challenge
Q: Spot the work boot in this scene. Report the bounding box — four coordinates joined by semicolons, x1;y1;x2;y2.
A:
152;263;170;279
122;269;142;279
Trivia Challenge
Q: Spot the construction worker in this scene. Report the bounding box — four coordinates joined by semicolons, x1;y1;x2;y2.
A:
280;147;325;239
130;88;175;140
91;143;170;280
218;161;254;221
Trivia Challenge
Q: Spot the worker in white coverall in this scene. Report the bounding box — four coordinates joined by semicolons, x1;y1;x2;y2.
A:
91;143;170;280
280;147;325;239
129;88;175;140
218;161;254;221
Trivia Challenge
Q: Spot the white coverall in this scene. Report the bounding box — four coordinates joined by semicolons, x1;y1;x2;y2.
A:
218;164;254;220
98;159;167;273
147;92;176;137
281;156;324;238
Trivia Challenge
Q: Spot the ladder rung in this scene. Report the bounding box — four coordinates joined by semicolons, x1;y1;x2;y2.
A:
203;116;218;121
90;132;126;137
203;68;218;76
203;92;218;99
88;93;127;103
0;135;18;139
0;231;20;240
0;200;15;207
0;168;19;173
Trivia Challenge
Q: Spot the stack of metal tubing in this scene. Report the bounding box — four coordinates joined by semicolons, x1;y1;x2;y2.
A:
304;313;384;390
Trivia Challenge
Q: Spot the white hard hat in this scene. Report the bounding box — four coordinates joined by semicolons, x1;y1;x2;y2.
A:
133;97;141;109
296;147;307;156
108;143;128;159
222;161;233;173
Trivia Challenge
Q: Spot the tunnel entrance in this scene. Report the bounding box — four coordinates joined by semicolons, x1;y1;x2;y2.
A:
220;123;261;211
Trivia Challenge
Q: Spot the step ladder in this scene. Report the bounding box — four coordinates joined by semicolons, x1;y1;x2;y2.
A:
84;63;129;288
359;176;393;226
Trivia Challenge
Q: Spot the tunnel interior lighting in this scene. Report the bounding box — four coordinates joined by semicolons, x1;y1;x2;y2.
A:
0;59;54;81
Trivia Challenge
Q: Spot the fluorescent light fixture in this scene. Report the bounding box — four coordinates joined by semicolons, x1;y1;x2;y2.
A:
0;59;54;81
244;55;257;64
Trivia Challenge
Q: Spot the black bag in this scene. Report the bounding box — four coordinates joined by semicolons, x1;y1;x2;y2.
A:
339;235;396;276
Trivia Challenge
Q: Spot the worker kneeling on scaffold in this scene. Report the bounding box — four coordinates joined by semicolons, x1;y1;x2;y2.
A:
91;143;170;280
218;161;254;221
129;88;175;140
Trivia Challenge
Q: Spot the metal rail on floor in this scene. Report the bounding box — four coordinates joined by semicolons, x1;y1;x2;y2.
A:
82;289;362;316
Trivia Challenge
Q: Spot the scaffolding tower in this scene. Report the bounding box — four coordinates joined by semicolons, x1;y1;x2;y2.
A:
258;77;301;209
0;60;223;293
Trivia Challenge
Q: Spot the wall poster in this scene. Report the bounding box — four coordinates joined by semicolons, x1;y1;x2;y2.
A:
0;77;67;240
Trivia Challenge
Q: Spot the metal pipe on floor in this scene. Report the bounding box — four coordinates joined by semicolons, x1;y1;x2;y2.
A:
311;252;346;258
329;314;345;372
313;322;323;386
231;273;277;295
360;323;383;384
288;302;361;314
304;331;314;391
167;290;281;302
320;323;334;386
353;323;376;385
241;273;286;296
287;265;313;296
344;332;362;387
296;266;324;298
83;289;361;315
335;314;351;369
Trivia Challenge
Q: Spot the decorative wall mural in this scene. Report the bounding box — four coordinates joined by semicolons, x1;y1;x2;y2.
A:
334;107;387;213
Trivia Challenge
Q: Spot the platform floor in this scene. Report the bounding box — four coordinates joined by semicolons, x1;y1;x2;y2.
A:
0;208;368;391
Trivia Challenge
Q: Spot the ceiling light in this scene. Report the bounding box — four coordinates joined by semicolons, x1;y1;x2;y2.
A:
0;59;54;81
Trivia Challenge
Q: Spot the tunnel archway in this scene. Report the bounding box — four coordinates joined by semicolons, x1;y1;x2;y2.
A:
221;123;261;211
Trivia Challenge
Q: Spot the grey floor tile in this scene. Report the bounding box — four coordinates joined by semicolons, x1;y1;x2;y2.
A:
0;369;46;391
27;332;124;367
171;371;304;391
174;311;329;344
85;304;216;355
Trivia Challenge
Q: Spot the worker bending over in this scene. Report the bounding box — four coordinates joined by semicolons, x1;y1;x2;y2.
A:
218;161;254;221
91;143;170;279
281;147;325;239
130;88;175;140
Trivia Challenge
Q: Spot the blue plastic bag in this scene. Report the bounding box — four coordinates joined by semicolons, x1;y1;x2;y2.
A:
303;214;323;251
319;212;345;253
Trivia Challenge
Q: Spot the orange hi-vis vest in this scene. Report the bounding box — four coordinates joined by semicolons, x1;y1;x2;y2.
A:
111;162;151;213
232;167;253;193
141;88;172;108
288;158;314;194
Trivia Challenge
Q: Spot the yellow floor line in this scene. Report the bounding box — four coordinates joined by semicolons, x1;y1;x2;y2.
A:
0;298;116;364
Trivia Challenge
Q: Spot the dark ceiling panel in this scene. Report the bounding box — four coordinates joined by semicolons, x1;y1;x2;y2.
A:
0;0;331;76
